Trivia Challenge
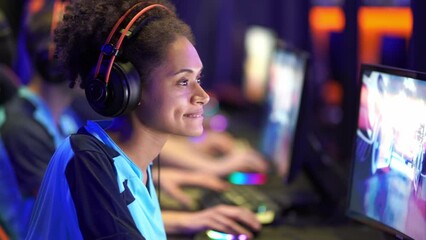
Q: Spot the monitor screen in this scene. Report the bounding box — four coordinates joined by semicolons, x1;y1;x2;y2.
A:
258;41;309;178
347;64;426;240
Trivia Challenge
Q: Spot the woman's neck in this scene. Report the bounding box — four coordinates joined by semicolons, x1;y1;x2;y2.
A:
106;115;168;172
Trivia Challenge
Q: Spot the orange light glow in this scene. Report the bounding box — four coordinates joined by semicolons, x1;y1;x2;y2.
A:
358;7;413;64
359;7;412;32
310;7;346;32
28;0;46;15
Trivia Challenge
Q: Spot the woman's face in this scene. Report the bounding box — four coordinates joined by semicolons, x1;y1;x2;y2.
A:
136;36;210;137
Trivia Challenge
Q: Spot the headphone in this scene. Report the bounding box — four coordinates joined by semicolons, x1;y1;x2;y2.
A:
85;3;171;117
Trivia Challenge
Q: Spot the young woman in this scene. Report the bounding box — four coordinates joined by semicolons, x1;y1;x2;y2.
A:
26;0;260;239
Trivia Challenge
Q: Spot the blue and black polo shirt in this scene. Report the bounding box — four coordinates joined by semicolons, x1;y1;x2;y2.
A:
26;120;166;240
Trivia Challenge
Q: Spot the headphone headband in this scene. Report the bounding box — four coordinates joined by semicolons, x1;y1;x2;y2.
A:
93;3;171;86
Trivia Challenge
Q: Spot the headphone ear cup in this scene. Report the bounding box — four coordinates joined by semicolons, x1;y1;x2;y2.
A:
85;61;141;117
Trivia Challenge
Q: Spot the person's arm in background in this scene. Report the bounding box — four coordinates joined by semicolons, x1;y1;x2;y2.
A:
152;167;228;208
160;132;269;177
190;130;236;155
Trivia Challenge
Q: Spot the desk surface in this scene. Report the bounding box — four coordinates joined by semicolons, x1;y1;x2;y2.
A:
168;222;386;240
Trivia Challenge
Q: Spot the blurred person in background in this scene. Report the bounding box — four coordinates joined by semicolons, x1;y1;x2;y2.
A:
0;1;81;238
0;8;20;239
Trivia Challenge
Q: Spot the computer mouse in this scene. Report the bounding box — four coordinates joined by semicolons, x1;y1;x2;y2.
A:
204;221;260;240
205;229;259;240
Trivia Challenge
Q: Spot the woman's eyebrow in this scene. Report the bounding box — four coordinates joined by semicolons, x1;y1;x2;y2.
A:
173;67;203;76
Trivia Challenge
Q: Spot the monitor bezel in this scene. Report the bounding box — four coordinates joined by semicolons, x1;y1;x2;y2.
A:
346;63;426;240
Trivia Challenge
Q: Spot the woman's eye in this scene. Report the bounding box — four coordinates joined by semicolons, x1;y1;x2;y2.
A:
197;74;204;84
178;79;189;86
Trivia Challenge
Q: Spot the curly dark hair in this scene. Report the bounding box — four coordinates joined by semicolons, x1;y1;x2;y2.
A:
54;0;194;89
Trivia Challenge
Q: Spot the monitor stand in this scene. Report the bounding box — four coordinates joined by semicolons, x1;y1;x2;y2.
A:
271;133;350;226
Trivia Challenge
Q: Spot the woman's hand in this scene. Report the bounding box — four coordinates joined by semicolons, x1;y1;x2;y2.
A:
162;205;261;239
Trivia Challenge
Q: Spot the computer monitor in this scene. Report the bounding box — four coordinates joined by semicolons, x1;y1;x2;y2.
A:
347;64;426;240
258;40;309;179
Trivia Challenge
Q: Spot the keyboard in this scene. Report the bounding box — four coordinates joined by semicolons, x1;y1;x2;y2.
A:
198;184;282;224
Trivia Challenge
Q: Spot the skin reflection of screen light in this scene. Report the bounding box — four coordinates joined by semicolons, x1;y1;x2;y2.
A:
206;230;248;240
209;114;228;132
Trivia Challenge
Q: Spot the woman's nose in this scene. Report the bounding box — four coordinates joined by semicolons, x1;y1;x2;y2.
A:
192;84;210;105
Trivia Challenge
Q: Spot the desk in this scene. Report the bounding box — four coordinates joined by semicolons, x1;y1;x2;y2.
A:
168;222;386;240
